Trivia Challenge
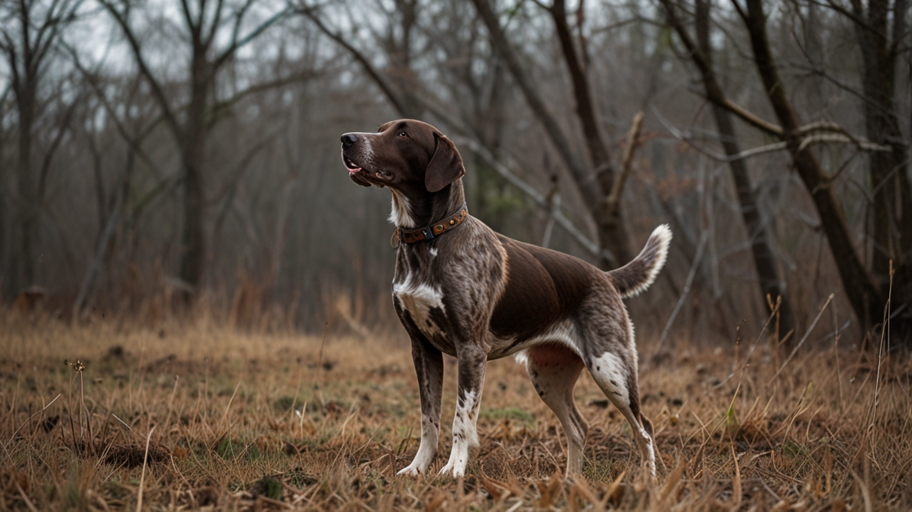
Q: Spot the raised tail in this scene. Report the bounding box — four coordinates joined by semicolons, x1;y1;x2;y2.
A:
608;224;672;298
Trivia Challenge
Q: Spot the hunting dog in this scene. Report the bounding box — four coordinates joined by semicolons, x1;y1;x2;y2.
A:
341;119;669;478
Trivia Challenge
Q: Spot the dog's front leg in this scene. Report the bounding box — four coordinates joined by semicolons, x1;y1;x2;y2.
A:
439;345;486;478
398;334;444;476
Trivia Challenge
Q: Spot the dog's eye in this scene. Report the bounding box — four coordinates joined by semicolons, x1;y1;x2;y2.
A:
397;131;408;138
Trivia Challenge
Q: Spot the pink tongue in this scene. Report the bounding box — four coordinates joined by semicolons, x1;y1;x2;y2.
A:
348;167;361;175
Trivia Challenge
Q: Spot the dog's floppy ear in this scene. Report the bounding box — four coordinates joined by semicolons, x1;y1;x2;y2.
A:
425;133;465;193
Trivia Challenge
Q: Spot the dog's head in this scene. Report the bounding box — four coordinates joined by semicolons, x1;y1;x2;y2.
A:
340;119;465;194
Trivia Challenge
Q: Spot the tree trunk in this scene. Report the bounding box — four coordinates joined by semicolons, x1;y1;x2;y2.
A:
660;0;796;337
470;0;629;267
548;0;632;265
741;0;883;330
178;51;209;301
16;80;36;292
691;0;796;338
848;0;912;341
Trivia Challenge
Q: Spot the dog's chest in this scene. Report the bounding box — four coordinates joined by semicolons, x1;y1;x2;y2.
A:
393;273;449;342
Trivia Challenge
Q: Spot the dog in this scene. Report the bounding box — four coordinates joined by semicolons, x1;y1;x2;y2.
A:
341;119;669;478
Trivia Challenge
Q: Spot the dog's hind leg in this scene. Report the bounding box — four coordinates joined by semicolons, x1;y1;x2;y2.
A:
398;334;444;476
522;343;588;477
585;348;656;478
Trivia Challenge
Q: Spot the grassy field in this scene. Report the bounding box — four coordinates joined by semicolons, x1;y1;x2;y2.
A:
1;310;910;510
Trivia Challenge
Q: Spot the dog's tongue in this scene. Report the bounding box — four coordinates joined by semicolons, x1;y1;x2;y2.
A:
347;167;362;175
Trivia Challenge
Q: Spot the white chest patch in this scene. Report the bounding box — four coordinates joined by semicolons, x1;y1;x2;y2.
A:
394;274;446;337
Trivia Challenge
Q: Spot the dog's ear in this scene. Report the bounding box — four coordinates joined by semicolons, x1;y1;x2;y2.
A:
425;133;465;193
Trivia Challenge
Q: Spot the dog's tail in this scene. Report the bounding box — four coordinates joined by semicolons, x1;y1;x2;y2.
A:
608;224;672;299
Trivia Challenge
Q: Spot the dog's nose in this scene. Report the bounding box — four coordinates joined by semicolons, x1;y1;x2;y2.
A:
341;133;358;148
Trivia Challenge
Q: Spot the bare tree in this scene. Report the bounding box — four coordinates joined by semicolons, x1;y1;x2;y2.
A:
659;0;797;338
98;0;290;302
541;0;633;264
827;0;912;335
0;0;85;299
470;0;633;267
734;0;906;339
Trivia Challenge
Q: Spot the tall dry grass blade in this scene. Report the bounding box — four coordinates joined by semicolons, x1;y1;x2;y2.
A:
3;393;61;462
832;305;844;415
869;260;893;443
161;375;179;428
136;425;156;512
569;475;603;512
851;470;873;512
658;459;686;506
714;298;780;390
315;322;329;406
537;472;562;508
425;491;446;511
505;500;524;512
290;323;325;423
456;476;465;499
730;443;742;509
601;470;626;508
769;293;834;384
15;481;39;512
220;381;242;428
111;413;132;430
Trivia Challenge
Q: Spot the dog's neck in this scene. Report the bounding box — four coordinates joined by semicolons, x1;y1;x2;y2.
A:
389;181;466;229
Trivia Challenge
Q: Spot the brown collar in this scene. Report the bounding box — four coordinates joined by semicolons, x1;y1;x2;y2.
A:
391;203;469;247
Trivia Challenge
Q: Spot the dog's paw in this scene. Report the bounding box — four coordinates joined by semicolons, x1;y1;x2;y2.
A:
437;459;467;478
397;447;437;476
396;465;424;477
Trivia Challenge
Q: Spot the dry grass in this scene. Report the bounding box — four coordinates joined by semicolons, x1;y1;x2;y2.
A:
1;309;910;511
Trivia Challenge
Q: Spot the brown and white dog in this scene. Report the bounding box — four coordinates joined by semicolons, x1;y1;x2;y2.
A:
341;119;670;478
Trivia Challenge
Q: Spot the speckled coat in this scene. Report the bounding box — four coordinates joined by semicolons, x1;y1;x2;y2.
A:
341;119;670;479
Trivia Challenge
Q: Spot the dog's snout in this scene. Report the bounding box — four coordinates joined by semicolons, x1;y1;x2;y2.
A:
341;133;358;148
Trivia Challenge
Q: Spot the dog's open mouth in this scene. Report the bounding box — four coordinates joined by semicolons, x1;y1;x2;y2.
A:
343;156;362;175
342;154;392;188
342;155;378;188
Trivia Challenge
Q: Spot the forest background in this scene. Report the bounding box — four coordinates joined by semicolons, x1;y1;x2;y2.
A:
2;0;911;345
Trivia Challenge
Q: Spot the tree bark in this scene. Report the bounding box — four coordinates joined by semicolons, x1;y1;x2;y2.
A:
177;45;210;300
15;80;36;292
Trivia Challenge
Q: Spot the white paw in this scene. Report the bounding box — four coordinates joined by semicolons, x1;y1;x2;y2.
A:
437;456;467;478
397;464;423;477
396;443;437;477
437;463;464;478
397;451;436;476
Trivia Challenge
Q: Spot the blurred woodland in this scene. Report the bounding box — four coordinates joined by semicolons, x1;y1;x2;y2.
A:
1;0;910;346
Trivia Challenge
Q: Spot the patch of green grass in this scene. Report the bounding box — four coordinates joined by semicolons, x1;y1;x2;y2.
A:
216;438;262;461
251;476;283;499
781;440;808;457
273;395;297;412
